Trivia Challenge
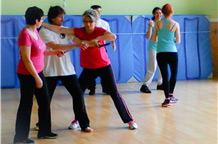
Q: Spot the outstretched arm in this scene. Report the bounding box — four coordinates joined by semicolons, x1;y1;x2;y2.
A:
45;36;85;51
42;23;74;35
45;42;79;51
44;50;63;56
92;31;116;42
85;31;116;48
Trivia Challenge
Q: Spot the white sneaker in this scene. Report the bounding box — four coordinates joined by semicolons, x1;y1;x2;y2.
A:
68;120;80;129
128;121;138;130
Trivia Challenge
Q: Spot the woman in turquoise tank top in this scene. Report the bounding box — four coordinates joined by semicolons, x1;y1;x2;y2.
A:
152;4;181;107
140;7;163;93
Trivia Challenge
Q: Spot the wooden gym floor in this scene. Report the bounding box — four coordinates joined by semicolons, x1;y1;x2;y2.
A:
1;79;217;144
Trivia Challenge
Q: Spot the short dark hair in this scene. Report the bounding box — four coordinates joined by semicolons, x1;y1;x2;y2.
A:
90;5;102;9
25;6;44;25
48;6;66;24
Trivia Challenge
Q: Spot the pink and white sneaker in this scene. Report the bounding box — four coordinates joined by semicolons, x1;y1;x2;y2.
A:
68;120;80;129
128;121;138;130
169;96;179;103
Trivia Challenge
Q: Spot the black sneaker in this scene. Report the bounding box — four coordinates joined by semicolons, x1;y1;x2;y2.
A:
14;138;35;144
140;85;151;93
89;89;95;95
37;133;58;139
157;84;164;90
162;99;171;107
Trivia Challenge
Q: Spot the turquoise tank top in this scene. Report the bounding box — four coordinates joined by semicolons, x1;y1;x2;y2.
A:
148;22;157;51
157;19;177;53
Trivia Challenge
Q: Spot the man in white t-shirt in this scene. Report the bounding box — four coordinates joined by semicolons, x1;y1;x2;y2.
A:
88;5;117;95
38;6;93;132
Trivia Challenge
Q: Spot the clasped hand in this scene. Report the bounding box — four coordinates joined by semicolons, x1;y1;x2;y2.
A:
80;40;100;50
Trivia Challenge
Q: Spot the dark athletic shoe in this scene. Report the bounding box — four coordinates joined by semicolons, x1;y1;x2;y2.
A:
14;138;35;144
140;85;151;93
37;133;58;139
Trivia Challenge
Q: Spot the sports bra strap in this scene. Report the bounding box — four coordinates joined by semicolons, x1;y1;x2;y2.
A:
171;22;176;31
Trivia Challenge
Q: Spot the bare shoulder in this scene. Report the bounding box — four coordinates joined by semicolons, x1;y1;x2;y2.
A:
169;20;177;25
168;20;179;28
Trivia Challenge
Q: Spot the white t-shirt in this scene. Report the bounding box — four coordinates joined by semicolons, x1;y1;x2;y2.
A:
39;27;76;77
96;19;111;32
